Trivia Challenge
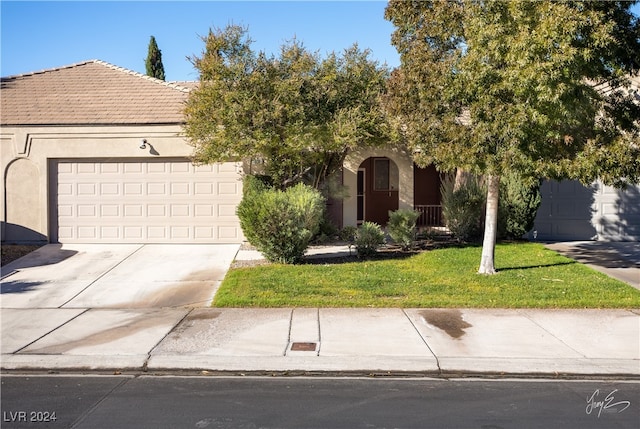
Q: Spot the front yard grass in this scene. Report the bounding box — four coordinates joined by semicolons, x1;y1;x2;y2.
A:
214;242;640;308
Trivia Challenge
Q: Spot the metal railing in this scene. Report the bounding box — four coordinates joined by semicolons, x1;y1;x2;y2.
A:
415;205;444;227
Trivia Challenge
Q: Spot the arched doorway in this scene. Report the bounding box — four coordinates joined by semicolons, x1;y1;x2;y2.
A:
357;157;399;226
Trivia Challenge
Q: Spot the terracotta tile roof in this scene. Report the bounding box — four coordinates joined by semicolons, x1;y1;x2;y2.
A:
1;60;195;126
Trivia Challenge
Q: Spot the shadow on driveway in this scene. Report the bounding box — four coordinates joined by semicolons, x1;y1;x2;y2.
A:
2;245;77;271
548;241;639;269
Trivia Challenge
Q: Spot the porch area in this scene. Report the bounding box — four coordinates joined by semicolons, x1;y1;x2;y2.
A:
414;204;444;228
341;147;445;229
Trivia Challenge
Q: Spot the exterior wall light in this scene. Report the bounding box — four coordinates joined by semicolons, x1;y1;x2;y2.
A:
139;139;147;149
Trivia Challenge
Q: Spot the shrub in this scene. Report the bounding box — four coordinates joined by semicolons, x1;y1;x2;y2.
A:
498;174;542;240
242;174;272;196
314;212;339;244
355;222;385;257
339;225;357;242
387;209;420;250
237;178;324;264
440;174;486;241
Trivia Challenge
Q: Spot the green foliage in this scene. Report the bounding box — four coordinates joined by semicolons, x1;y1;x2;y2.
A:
339;226;357;242
145;36;165;81
440;173;542;241
355;222;386;257
385;1;640;183
242;174;272;196
237;178;324;264
441;175;486;242
184;25;391;189
387;209;420;250
385;1;640;272
314;214;339;244
498;174;542;240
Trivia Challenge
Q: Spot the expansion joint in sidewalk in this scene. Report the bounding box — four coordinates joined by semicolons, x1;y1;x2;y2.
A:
403;309;441;373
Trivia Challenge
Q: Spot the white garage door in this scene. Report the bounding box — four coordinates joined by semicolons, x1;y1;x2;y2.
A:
53;159;244;243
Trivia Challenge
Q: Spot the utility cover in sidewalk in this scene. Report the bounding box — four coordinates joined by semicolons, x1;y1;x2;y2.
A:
290;342;317;351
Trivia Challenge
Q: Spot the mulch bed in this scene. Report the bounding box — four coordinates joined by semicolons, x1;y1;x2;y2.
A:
1;245;43;267
233;236;465;268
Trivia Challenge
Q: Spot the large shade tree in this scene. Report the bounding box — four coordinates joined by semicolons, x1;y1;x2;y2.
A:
183;25;390;189
385;0;640;274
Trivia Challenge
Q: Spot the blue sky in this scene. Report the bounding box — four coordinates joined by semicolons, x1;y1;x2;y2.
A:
1;1;398;80
2;1;639;81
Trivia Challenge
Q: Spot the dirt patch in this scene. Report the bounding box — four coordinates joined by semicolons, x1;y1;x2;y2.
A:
188;310;222;321
1;244;43;267
420;309;472;339
24;311;171;354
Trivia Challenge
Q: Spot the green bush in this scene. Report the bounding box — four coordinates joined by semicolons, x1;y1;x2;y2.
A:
441;175;486;241
387;209;420;250
242;174;272;196
339;225;357;242
237;177;325;264
355;222;385;257
498;174;542;240
314;212;339;244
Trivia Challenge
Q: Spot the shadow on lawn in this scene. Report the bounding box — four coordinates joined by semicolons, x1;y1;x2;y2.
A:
303;252;415;265
302;240;481;266
497;260;578;272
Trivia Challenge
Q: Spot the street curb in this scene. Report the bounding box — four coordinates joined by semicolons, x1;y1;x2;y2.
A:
2;366;640;381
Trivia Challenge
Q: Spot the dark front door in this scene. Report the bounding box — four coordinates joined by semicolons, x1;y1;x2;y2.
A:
359;157;399;226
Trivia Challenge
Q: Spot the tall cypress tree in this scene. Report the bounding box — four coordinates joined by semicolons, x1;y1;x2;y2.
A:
145;36;165;81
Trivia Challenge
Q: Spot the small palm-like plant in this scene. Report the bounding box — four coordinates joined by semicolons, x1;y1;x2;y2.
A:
355;222;385;257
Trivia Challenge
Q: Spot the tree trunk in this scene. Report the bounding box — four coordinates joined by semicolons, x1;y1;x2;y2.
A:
454;169;472;191
478;175;500;275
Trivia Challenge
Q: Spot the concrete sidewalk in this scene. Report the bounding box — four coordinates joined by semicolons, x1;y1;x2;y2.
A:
1;241;639;377
2;307;638;377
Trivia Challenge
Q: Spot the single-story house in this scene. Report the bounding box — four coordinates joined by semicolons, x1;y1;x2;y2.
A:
1;60;638;244
1;60;244;244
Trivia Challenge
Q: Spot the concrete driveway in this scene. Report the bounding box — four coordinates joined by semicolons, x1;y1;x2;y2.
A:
1;244;240;309
544;241;640;289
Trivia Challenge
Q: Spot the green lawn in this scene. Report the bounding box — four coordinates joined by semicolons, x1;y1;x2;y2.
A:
214;242;640;308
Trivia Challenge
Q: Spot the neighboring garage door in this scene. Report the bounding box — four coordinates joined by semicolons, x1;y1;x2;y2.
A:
533;180;598;241
533;180;640;241
52;159;243;243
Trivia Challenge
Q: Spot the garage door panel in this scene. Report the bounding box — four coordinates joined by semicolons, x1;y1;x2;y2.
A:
194;182;214;195
124;163;143;174
534;180;640;241
101;226;120;239
171;182;190;195
54;159;243;243
218;182;239;195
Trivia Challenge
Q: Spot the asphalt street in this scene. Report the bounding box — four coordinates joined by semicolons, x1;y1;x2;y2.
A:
1;376;638;429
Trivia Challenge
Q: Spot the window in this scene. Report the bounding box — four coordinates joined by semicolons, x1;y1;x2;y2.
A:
373;158;398;191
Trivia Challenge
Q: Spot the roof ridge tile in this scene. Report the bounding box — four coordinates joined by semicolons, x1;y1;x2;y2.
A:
92;59;192;93
2;59;192;93
1;60;98;79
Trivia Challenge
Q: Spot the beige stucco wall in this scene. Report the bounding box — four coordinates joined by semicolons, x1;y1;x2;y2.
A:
1;125;199;242
342;146;414;227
